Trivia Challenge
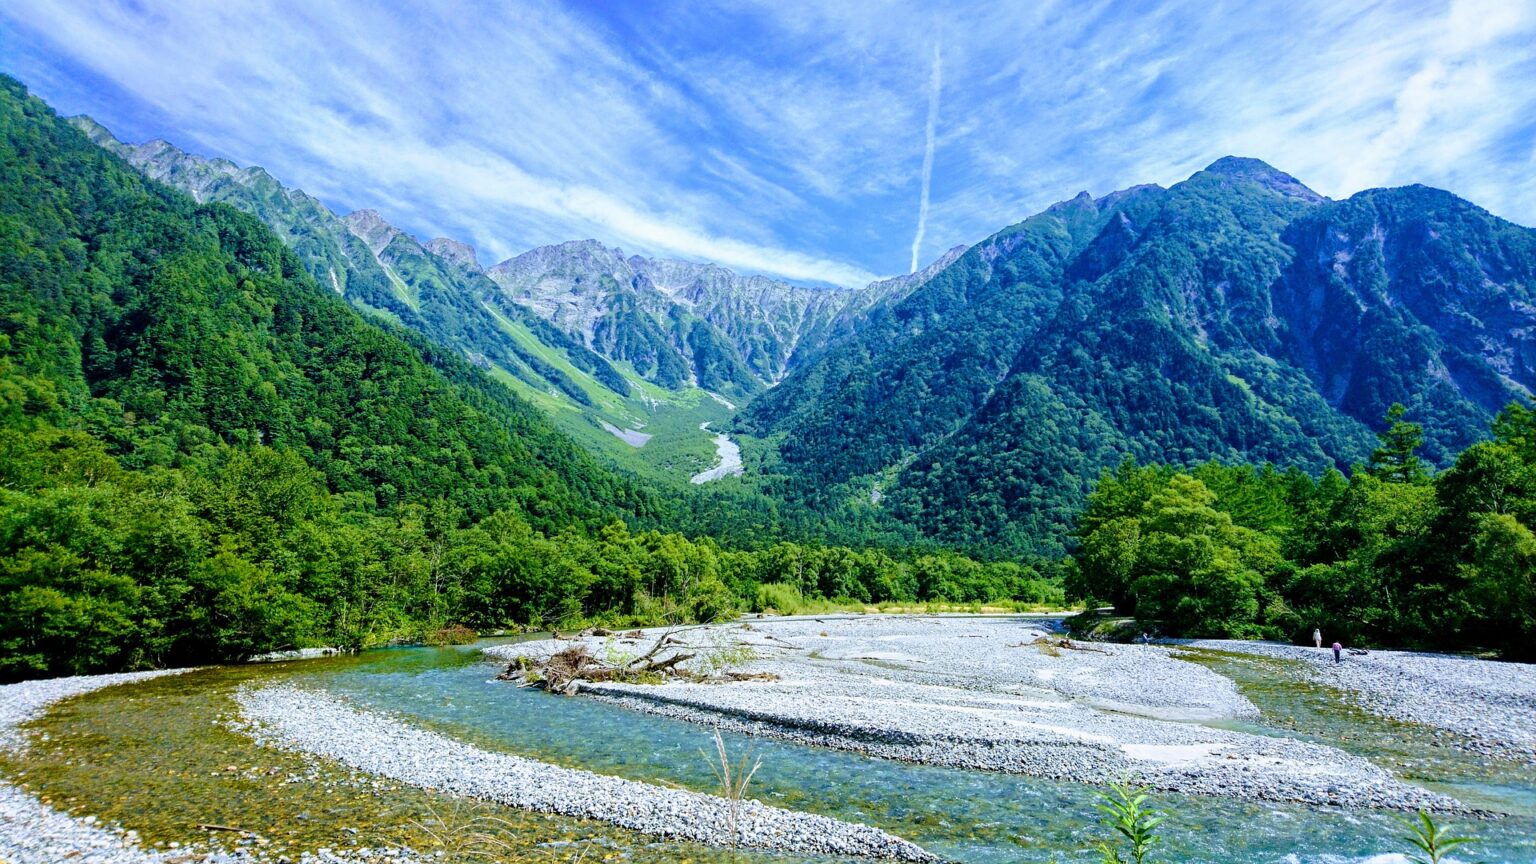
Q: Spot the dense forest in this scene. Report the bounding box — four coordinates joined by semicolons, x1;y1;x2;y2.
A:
0;76;1048;681
1069;403;1536;659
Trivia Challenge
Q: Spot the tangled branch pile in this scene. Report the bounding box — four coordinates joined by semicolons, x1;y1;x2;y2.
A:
499;629;777;695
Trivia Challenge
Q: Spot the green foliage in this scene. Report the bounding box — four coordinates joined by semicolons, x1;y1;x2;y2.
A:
1400;811;1475;864
1071;468;1285;638
1370;403;1428;483
1094;781;1163;864
754;582;806;615
1071;403;1536;656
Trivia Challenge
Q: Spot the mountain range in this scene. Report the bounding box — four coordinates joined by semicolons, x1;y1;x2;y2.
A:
72;117;970;482
66;116;1536;557
744;157;1536;553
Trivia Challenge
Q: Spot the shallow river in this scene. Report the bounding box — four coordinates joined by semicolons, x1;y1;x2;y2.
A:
282;641;1535;864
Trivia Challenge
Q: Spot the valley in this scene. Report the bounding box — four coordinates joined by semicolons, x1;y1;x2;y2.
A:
2;0;1536;857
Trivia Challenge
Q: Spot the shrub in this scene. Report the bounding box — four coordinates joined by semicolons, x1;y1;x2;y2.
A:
753;583;805;615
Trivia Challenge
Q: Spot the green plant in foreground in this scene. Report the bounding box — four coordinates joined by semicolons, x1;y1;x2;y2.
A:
1402;810;1475;864
1095;780;1163;864
701;727;762;849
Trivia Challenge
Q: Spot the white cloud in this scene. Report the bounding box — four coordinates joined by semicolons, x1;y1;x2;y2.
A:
2;0;1533;286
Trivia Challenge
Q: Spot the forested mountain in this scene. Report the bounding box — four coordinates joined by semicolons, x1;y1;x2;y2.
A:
69;117;631;410
3;77;1039;679
0;75;648;668
743;158;1536;555
72;118;966;483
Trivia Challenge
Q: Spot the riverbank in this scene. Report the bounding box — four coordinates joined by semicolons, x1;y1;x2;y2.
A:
1;670;399;863
0;671;189;863
487;617;1464;812
1176;639;1536;764
235;684;936;861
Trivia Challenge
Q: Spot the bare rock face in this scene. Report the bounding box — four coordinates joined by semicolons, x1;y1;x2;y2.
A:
342;209;406;256
485;240;965;395
425;237;482;274
1271;185;1536;464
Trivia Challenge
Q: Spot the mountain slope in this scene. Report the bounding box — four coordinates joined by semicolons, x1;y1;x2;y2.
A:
5;76;651;531
68;118;756;481
741;186;1165;486
747;158;1536;555
68;117;629;408
485;240;856;398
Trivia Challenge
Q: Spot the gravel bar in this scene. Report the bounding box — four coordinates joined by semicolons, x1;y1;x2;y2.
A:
1177;639;1536;764
488;617;1462;812
0;669;411;864
0;671;184;863
235;683;938;862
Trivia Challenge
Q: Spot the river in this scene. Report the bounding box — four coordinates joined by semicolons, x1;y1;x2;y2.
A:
8;639;1534;863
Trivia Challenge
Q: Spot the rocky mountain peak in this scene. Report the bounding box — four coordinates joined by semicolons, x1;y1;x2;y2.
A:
1200;156;1325;203
66;114;116;147
425;237;481;273
343;209;407;256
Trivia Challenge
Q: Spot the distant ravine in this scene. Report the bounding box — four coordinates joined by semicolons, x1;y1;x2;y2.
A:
690;422;744;484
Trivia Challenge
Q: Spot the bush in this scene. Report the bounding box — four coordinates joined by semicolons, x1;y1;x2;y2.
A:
423;625;478;646
753;583;805;615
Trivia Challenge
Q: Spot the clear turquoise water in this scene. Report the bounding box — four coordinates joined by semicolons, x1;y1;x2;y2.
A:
286;641;1536;864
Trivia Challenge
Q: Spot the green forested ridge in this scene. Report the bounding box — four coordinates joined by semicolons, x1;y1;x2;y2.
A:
1068;403;1536;658
743;158;1536;557
71;115;637;411
0;77;1046;680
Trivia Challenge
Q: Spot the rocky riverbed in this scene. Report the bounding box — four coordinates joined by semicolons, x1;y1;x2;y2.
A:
0;670;422;864
1177;639;1536;764
690;421;744;483
235;683;937;861
486;617;1466;812
0;671;184;863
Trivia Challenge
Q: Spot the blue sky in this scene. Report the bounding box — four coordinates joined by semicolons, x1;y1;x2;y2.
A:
3;1;1534;287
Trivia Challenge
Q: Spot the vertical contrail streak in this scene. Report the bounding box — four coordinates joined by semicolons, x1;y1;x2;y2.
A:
910;43;942;273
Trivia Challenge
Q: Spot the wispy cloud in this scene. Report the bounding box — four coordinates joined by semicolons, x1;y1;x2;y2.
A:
910;44;942;274
2;0;1533;287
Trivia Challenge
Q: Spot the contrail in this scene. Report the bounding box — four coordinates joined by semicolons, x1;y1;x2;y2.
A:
909;43;942;273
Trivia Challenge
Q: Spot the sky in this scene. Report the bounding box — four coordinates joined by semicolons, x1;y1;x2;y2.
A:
3;0;1534;289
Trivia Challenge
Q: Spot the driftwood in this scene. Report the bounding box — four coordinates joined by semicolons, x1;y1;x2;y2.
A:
1020;636;1111;654
498;628;777;694
1054;637;1110;654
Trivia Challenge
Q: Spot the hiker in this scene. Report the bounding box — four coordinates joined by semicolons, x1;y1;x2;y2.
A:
1332;641;1342;664
1313;628;1322;649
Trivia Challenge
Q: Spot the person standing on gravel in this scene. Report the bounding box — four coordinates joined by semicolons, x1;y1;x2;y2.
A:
1313;628;1322;649
1332;641;1342;663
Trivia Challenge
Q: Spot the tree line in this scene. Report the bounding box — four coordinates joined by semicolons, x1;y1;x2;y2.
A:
1068;403;1535;658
